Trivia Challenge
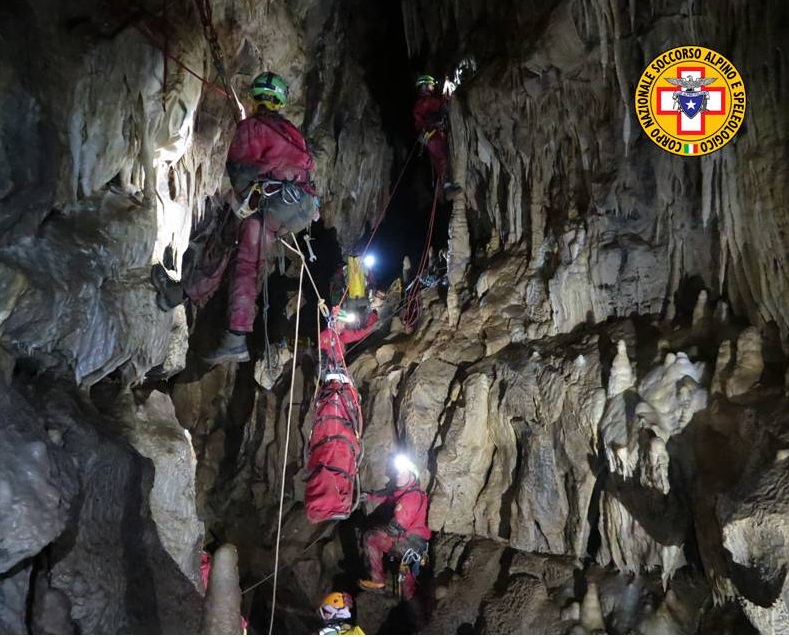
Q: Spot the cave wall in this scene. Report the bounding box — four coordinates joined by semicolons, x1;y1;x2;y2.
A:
403;0;789;341
0;376;203;633
187;1;789;631
1;0;788;633
0;0;391;386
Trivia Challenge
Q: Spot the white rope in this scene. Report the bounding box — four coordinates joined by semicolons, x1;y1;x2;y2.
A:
279;234;327;403
268;259;305;635
280;234;329;317
241;532;326;595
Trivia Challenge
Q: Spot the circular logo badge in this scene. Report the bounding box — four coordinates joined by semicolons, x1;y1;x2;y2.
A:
635;46;746;156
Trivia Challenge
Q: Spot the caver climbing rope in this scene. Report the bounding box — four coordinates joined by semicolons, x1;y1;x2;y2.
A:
241;531;330;596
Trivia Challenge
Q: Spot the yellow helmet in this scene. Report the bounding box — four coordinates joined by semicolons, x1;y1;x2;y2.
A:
319;591;353;621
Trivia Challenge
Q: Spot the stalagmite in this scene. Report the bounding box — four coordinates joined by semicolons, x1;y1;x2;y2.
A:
726;327;764;398
711;340;733;395
641;435;670;494
637;590;683;634
691;289;709;336
608;340;634;397
446;102;471;327
201;544;242;635
713;299;730;324
561;602;581;622
580;582;606;632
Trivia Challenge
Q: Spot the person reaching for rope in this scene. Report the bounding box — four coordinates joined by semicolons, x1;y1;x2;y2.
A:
317;591;365;635
319;307;378;383
357;454;431;601
413;74;462;202
199;71;319;365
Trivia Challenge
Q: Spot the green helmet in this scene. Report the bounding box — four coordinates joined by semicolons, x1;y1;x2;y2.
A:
416;74;436;88
335;309;357;324
250;72;289;106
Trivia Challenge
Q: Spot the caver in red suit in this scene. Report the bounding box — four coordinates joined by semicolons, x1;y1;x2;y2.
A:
202;71;319;366
225;109;316;334
358;459;431;600
413;85;450;185
318;311;378;381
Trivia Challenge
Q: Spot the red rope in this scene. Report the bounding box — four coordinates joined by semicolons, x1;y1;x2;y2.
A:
335;140;419;310
161;0;168;112
135;23;231;97
402;180;440;330
192;0;240;123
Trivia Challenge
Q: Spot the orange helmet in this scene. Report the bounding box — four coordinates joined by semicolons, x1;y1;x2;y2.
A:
319;591;353;621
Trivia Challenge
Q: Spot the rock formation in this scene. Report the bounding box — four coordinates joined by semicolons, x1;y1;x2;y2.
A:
1;0;788;633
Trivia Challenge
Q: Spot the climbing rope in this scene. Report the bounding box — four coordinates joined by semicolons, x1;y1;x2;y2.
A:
135;22;232;98
241;531;328;596
268;258;305;635
192;0;242;123
262;266;273;370
402;179;441;329
240;236;330;618
161;0;168;112
336;140;420;309
280;234;330;319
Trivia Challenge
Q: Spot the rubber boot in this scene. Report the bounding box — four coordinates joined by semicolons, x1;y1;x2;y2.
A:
150;263;185;311
204;331;250;365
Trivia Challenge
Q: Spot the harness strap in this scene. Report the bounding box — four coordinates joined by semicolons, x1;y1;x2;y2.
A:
308;433;361;458
304;463;355;482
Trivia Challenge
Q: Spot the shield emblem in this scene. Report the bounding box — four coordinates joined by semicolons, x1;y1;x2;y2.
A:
676;90;707;119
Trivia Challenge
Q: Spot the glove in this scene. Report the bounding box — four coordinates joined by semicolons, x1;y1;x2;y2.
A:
418;130;433;145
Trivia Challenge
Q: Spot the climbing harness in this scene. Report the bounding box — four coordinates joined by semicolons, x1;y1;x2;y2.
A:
397;548;429;599
235;179;306;220
418;129;436;148
235;183;263;220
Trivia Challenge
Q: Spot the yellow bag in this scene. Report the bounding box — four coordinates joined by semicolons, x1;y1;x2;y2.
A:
347;256;366;300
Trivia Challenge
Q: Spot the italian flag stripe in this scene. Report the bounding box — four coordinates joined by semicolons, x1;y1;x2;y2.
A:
683;143;696;155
